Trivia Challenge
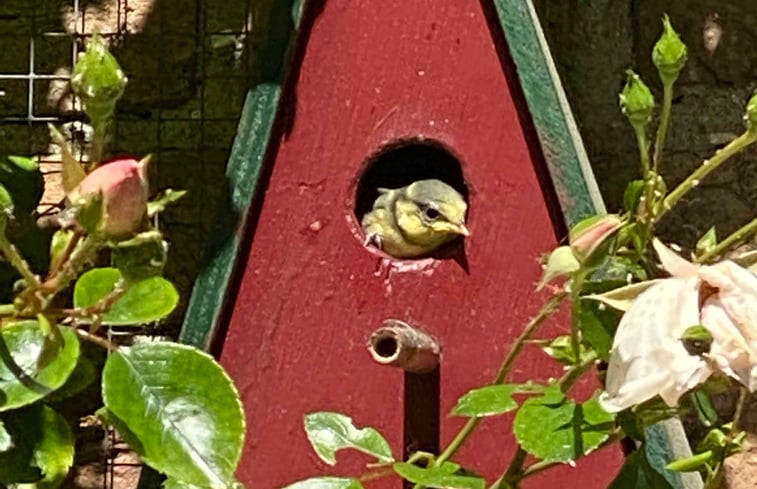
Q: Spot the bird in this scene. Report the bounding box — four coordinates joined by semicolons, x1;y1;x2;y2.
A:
361;179;470;259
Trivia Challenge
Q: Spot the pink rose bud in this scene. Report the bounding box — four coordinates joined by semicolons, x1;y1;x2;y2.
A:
569;214;623;262
70;157;149;237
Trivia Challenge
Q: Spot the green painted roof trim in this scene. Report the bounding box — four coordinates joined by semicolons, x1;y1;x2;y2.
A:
493;0;605;226
493;1;700;487
178;0;307;351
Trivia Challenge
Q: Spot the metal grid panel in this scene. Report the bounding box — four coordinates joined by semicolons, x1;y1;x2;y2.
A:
0;1;254;487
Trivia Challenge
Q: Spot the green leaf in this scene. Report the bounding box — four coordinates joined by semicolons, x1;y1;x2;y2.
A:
623;180;645;214
47;354;97;402
452;384;544;417
102;342;245;489
542;336;594;365
393;463;484;489
608;450;674;489
282;478;365;489
0;183;15;220
0;321;80;411
162;477;247;489
583;256;648;294
74;268;178;325
111;232;168;282
0;420;10;452
0;157;42;217
0;404;75;487
584;280;663;312
304;412;393;465
147;189;188;217
695;227;717;257
578;300;620;362
665;450;713;472
513;387;615;463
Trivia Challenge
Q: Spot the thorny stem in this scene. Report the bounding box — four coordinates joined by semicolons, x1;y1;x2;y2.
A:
72;326;117;351
43;235;101;305
48;230;83;280
696;217;757;264
633;124;652;179
732;387;749;433
653;79;674;172
661;131;757;220
520;430;625;479
412;293;568;489
569;273;587;365
0;235;42;289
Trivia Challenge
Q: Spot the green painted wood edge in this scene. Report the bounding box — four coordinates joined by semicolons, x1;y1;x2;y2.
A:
493;0;605;227
179;85;280;349
178;1;307;351
492;1;701;487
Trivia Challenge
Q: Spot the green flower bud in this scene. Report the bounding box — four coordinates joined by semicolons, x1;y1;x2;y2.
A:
652;15;687;82
619;70;654;127
745;90;757;133
71;34;127;122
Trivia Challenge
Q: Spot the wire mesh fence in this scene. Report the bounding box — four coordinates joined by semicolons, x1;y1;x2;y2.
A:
0;1;255;487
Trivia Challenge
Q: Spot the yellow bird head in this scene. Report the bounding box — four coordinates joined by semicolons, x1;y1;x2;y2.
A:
361;179;469;258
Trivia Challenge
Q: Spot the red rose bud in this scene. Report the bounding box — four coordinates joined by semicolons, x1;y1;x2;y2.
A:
70;157;149;237
569;214;623;262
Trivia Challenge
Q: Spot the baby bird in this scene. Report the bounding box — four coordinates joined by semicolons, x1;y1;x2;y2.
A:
361;179;470;258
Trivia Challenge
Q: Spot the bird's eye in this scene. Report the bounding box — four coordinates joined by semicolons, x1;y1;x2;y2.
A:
423;206;440;220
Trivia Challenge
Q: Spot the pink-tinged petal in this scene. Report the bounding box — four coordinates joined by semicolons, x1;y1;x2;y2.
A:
700;261;757;344
600;276;709;412
71;157;149;237
653;239;698;279
702;296;757;390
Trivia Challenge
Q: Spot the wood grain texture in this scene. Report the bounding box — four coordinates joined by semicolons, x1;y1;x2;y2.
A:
218;0;622;487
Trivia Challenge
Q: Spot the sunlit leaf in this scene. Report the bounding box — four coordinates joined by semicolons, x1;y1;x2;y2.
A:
147;189;188;217
282;478;365;489
102;342;245;489
514;387;615;463
48;125;86;195
695;227;717;257
0;156;42;217
0;321;80;411
74;268;178;325
452;384;544;418
393;462;484;489
584;280;663;312
304;412;393;466
0;420;10;452
542;336;595;365
0;404;75;487
623;180;645;214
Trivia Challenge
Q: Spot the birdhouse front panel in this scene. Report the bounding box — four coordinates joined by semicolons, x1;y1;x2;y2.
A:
218;0;623;487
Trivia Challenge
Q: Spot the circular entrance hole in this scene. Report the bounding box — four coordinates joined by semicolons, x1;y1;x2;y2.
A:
355;140;469;241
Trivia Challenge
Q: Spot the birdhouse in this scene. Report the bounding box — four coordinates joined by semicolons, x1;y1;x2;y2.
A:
177;1;690;488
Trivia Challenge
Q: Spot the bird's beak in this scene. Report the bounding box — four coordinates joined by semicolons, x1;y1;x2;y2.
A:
454;223;471;237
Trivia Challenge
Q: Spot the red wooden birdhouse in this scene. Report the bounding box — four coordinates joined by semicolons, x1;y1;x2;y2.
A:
180;0;634;488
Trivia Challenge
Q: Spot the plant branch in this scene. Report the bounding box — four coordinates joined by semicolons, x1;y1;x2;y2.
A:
633;124;651;179
48;230;83;280
653;80;674;171
732;387;749;432
0;235;42;289
72;326;117;351
557;352;598;393
696;217;757;263
413;292;568;489
660;131;757;220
